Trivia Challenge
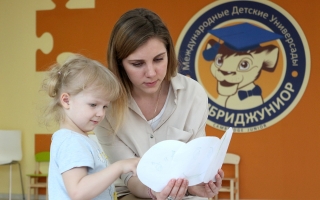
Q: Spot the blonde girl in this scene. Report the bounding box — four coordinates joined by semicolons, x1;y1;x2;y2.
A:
42;54;139;200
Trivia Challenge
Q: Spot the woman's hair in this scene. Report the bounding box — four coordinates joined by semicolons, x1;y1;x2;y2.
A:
107;8;178;94
41;54;127;130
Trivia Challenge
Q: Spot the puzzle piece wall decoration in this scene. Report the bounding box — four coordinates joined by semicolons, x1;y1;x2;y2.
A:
34;0;56;70
36;0;172;71
36;0;109;71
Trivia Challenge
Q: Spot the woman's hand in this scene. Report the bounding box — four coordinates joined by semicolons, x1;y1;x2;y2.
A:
149;169;224;199
188;169;224;198
152;178;189;200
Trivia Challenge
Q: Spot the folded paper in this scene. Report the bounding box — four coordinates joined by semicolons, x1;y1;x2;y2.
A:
137;127;233;192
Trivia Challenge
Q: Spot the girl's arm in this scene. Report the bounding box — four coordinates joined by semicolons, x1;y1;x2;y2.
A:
62;158;139;200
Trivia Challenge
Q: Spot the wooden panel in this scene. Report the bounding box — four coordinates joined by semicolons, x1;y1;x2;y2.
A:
35;134;52;154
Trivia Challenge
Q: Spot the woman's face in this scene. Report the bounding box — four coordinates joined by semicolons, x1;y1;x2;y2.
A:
122;37;168;96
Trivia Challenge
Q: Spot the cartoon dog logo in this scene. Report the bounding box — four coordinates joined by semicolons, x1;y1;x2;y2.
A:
203;23;283;110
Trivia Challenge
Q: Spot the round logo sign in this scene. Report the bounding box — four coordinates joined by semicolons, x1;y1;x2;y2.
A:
176;0;310;133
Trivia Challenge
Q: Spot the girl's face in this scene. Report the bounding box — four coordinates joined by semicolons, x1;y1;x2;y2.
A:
62;89;109;134
122;37;168;96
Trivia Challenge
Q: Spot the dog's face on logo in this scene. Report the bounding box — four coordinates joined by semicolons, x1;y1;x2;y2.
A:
208;41;280;97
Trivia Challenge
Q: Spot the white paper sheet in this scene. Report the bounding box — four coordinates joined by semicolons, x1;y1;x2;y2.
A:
137;127;233;192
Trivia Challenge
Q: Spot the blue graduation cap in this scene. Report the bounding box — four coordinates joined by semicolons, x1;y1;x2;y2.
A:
203;23;283;61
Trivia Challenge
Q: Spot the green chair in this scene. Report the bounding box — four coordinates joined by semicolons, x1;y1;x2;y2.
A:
26;151;50;200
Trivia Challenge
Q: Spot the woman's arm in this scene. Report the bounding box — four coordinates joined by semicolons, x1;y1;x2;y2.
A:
126;176;149;198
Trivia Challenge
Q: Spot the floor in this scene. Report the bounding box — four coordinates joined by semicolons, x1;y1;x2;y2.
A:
0;194;46;200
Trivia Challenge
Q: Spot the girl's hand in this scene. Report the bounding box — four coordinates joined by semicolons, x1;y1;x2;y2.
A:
119;157;140;175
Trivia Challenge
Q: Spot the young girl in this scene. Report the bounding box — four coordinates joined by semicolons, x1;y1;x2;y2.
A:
42;54;139;200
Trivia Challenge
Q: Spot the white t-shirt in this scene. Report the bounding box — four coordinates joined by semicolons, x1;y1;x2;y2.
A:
48;129;115;200
148;85;171;130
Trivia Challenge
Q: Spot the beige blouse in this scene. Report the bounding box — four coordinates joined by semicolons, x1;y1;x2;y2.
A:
94;73;209;185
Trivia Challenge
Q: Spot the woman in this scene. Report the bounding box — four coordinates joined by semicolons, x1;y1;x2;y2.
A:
94;8;223;200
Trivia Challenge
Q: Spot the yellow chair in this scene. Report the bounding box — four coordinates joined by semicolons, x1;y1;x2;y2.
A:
26;151;50;200
215;153;240;200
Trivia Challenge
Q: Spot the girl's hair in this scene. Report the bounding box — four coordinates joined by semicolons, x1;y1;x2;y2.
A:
107;8;178;95
41;54;127;130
